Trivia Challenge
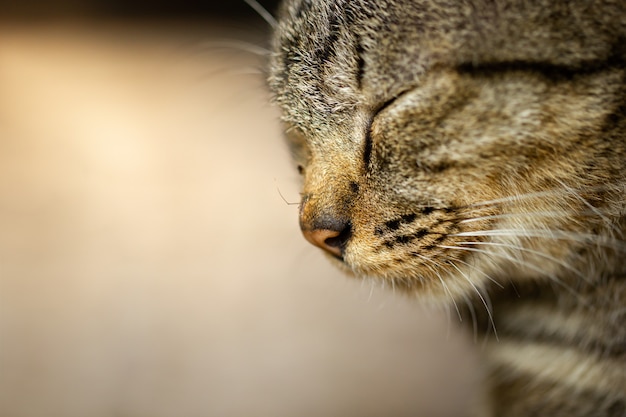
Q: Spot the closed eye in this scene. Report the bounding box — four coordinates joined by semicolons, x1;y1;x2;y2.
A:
363;125;373;166
363;92;409;166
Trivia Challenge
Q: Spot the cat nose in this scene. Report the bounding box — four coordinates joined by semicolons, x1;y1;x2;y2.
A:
300;217;352;259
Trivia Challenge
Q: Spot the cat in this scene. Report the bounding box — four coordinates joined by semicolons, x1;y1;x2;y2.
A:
266;0;626;416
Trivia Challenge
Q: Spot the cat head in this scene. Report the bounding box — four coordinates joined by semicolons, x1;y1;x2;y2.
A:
268;0;626;301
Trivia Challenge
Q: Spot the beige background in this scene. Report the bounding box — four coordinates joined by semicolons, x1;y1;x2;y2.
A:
0;23;478;417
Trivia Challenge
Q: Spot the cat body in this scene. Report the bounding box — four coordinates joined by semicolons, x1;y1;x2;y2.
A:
268;1;626;416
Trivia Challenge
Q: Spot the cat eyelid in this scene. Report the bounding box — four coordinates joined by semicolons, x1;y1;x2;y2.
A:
364;89;412;166
372;88;413;116
373;97;398;117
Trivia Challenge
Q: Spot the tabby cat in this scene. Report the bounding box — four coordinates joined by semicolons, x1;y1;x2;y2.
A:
266;0;626;416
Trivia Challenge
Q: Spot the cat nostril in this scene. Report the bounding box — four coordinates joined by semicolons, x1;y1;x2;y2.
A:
301;221;352;259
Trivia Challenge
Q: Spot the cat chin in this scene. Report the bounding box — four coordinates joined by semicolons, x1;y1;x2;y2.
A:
328;249;504;306
321;252;356;275
325;251;463;295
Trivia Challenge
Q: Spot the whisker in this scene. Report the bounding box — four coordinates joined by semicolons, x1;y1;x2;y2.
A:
275;184;300;206
554;179;622;236
193;40;271;57
468;184;616;209
195;65;267;84
203;84;269;116
438;245;588;304
227;67;266;76
442;298;452;340
451;257;504;289
460;286;479;342
435;270;462;323
460;211;585;224
468;190;569;208
450;229;626;251
413;251;463;323
459;240;591;284
244;0;278;28
448;261;499;341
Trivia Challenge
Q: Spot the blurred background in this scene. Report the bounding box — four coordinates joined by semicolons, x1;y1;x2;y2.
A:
0;1;478;416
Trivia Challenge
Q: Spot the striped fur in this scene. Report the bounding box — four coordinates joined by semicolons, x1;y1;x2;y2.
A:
268;1;626;415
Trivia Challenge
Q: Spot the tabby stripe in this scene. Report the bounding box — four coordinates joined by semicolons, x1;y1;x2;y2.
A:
498;304;625;357
363;123;373;166
354;34;366;90
488;340;626;398
457;56;625;82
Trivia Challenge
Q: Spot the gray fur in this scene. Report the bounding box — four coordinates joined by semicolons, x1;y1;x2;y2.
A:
268;1;626;416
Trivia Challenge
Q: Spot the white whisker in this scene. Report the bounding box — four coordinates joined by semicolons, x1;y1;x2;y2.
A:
438;244;588;304
450;229;626;250
197;68;267;87
460;211;577;224
468;185;614;209
451;257;504;289
228;67;266;76
468;190;567;208
460;289;478;342
554;179;621;236
435;270;462;323
448;261;498;341
412;251;463;326
195;40;270;57
244;0;278;28
459;240;590;284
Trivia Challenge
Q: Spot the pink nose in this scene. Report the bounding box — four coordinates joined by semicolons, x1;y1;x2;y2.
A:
301;228;344;258
299;194;352;259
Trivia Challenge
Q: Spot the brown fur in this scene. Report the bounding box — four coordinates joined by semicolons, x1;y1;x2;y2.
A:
268;1;626;416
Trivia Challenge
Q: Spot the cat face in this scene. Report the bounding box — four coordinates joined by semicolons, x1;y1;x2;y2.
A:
268;0;626;301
